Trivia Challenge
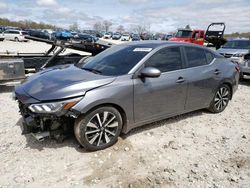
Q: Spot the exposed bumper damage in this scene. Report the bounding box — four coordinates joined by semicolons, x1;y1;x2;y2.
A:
18;99;80;142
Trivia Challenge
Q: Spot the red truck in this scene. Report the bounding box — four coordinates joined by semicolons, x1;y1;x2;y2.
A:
170;23;226;49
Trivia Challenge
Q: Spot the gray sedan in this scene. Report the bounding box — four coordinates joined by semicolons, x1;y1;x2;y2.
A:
217;39;250;78
15;41;239;151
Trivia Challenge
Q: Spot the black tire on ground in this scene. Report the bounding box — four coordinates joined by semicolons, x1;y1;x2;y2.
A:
239;73;244;81
74;106;123;151
14;37;19;42
208;84;231;113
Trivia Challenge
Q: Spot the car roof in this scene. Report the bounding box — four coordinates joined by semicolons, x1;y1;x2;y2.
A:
5;29;22;32
121;40;206;48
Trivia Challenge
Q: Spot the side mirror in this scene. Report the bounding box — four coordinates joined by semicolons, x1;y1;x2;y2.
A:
140;67;161;78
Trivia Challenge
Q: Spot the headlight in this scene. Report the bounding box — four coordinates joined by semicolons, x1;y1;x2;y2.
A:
28;97;82;113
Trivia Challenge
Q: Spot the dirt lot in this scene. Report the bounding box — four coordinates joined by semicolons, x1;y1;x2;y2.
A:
0;41;250;188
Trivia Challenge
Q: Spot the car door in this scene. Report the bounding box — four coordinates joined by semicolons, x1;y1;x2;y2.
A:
133;46;188;123
9;30;15;40
183;47;221;110
3;30;10;40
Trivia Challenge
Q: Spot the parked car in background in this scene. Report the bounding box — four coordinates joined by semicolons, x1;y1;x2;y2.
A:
112;32;121;40
29;30;50;40
52;31;72;40
165;34;173;41
131;34;140;41
103;32;113;39
140;33;151;40
121;33;130;41
217;39;250;79
72;33;98;43
2;30;29;42
0;30;4;41
15;41;239;151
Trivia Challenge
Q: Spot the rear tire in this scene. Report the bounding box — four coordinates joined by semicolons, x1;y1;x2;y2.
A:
74;106;123;151
208;84;231;113
14;37;19;42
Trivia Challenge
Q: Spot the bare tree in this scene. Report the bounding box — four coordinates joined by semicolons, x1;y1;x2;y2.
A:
116;25;125;33
69;22;79;31
132;24;146;35
103;20;112;32
93;21;103;32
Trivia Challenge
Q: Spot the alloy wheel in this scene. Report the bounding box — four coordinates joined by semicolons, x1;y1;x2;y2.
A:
214;86;229;111
85;111;119;147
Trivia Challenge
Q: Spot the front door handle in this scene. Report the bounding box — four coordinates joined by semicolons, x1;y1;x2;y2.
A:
214;69;221;75
176;77;185;83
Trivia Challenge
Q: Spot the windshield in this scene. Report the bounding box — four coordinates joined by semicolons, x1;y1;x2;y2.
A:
175;30;192;38
81;45;151;76
222;40;250;49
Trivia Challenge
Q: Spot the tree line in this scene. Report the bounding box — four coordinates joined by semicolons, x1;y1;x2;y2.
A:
225;32;250;39
0;18;56;30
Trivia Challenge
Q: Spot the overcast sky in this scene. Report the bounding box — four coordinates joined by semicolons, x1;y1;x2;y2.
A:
0;0;249;33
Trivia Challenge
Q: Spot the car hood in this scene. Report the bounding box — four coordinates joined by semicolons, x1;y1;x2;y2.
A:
16;64;116;101
217;48;250;55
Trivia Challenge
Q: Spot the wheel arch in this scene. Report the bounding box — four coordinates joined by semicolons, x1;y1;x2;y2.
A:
221;81;233;100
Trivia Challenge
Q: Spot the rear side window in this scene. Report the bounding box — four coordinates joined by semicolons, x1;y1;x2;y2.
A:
205;51;215;64
21;32;28;35
185;47;207;67
145;47;182;72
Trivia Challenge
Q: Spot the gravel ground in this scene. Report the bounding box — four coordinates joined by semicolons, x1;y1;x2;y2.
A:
0;40;250;188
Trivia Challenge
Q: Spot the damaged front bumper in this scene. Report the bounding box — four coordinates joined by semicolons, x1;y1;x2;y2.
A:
18;99;81;142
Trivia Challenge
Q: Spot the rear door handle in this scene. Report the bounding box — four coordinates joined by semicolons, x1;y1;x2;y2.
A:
176;77;185;83
214;69;221;75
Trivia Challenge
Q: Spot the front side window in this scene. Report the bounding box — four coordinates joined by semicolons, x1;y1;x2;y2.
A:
145;47;182;72
81;45;151;76
185;47;207;67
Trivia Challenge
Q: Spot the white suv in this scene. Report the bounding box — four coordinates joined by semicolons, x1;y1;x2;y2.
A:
120;34;130;41
2;30;29;42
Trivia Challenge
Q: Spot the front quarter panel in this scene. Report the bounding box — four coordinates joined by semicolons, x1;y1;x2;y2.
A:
72;75;134;130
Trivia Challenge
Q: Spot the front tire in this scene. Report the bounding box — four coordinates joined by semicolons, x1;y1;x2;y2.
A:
208;84;231;113
74;106;123;151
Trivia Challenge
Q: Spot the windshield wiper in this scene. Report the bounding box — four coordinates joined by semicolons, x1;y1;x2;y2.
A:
82;67;102;74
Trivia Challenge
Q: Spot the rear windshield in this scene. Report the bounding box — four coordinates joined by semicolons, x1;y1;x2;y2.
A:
81;45;151;76
222;40;250;49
